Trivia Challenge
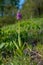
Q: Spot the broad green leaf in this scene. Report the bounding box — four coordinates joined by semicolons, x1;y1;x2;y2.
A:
0;43;5;49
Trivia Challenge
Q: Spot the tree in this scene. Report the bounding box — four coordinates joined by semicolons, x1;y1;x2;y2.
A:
21;0;43;19
0;0;5;16
0;0;19;16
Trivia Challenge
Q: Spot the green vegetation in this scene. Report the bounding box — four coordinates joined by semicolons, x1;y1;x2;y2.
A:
0;18;43;65
0;0;19;16
0;16;16;27
21;0;43;19
0;0;43;65
1;18;43;43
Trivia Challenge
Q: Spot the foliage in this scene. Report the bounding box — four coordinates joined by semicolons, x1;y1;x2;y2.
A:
0;18;43;65
36;43;43;56
0;18;43;53
0;16;17;27
1;18;43;43
0;0;19;16
21;0;43;19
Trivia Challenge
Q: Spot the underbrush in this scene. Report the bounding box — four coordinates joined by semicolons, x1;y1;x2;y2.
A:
0;18;43;65
1;18;43;43
0;16;16;27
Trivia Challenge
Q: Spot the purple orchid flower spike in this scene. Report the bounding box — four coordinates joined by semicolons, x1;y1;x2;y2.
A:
16;11;22;20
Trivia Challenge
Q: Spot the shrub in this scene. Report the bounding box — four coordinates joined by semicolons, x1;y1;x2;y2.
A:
0;16;16;27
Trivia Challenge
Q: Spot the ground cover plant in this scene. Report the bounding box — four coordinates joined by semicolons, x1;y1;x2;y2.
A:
0;18;43;65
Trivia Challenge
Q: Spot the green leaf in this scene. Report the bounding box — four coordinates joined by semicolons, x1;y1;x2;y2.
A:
0;43;5;49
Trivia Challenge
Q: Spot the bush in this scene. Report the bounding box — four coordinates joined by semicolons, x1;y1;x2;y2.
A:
0;16;16;27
